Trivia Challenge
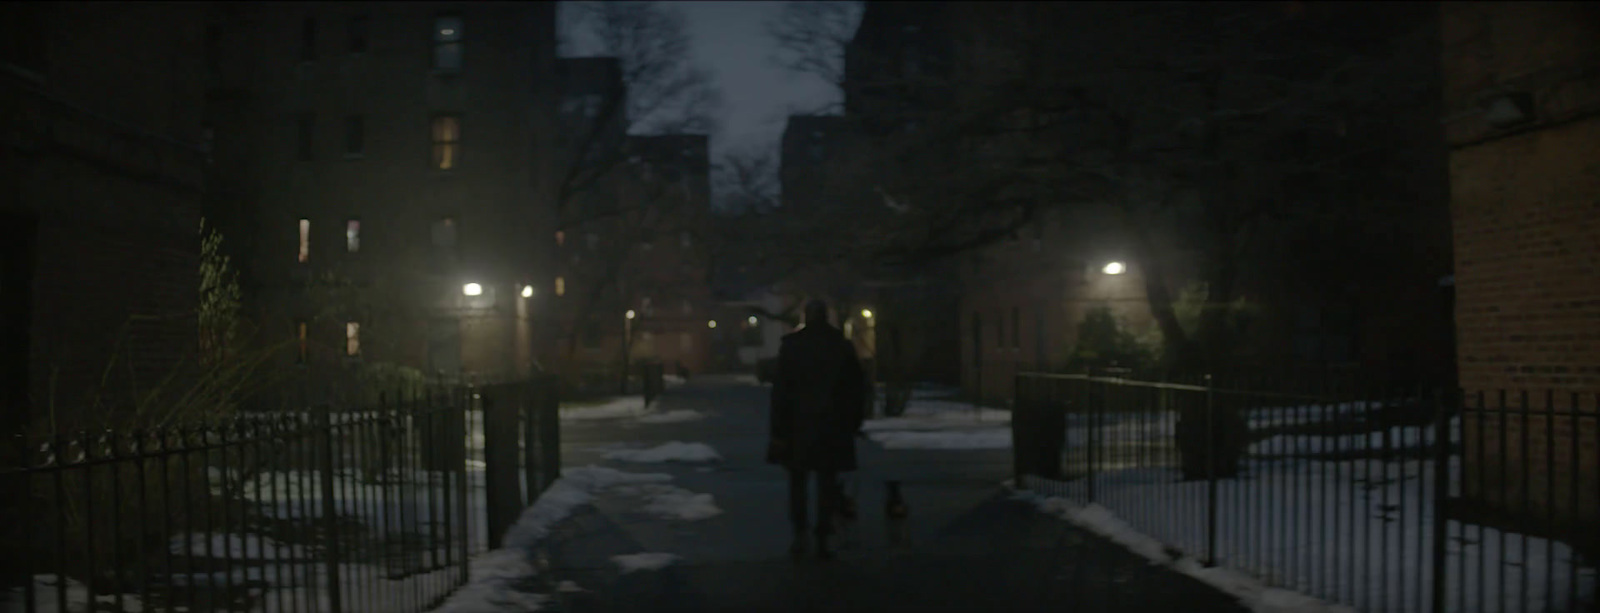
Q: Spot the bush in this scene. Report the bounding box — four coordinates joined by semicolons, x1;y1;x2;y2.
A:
1063;307;1152;373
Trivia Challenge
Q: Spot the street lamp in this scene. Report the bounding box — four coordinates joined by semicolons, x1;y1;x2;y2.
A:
708;320;717;329
1102;261;1126;275
861;309;873;319
747;316;758;326
462;282;484;296
521;285;534;298
626;309;636;320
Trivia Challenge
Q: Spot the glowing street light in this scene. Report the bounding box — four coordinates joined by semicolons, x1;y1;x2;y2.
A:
462;282;483;296
748;316;758;325
708;320;717;329
861;309;874;319
626;309;636;320
521;285;534;298
1102;261;1126;275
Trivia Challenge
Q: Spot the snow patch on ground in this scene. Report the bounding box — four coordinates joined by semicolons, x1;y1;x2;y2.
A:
557;580;587;593
168;532;309;561
609;483;724;521
664;375;687;388
636;410;708;424
4;575;148;613
560;397;650;421
869;428;1012;450
603;441;722;463
1014;491;1357;613
611;553;681;574
430;466;671;612
863;399;1011;432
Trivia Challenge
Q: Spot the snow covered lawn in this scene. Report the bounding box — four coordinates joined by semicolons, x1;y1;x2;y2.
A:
611;553;681;574
602;441;722;463
868;428;1011;450
1025;456;1597;613
635;410;708;424
560;397;651;421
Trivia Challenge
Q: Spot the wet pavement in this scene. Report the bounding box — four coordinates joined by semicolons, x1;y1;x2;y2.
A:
538;375;1247;613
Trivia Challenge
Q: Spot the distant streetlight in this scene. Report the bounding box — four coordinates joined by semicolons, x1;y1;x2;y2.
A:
462;282;483;296
521;285;534;298
748;316;758;325
861;309;874;319
626;310;636;320
708;320;717;329
1102;262;1126;275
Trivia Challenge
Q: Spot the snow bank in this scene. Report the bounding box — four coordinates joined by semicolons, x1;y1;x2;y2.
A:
636;410;708;424
602;441;722;463
664;375;687;388
431;466;672;612
168;532;309;561
3;575;148;613
611;553;681;574
560;397;650;421
639;488;723;521
869;428;1012;450
1015;492;1357;613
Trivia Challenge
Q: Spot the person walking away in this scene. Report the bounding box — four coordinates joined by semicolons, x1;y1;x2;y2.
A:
767;299;867;560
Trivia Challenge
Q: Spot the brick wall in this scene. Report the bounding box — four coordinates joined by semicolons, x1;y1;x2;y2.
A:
4;3;207;433
1444;1;1600;527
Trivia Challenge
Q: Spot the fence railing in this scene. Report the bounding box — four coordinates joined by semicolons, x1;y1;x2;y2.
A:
1;377;562;613
1014;372;1600;613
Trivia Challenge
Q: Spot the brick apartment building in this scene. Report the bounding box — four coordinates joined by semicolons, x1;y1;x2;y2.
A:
205;2;559;390
953;2;1453;403
1442;1;1599;533
1;3;208;435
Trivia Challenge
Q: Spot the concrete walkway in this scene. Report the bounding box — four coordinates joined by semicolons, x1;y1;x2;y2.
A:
540;375;1246;613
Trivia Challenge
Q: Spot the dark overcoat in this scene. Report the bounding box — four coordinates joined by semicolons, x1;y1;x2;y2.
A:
766;323;867;472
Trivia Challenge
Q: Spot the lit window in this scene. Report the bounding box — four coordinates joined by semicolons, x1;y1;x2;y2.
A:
555;276;565;296
555;231;565;247
432;115;461;170
431;217;457;247
345;219;360;253
345;115;364;156
586;233;598;251
297;321;308;363
298;218;310;263
682;299;692;315
345;322;360;357
641;296;652;315
680;231;691;248
680;333;692;351
433;15;463;71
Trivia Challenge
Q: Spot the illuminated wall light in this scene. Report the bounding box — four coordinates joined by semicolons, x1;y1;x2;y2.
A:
521;285;534;298
463;282;483;296
1102;262;1126;275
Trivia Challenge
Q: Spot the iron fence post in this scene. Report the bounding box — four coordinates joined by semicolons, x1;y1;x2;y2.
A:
1087;375;1097;505
539;382;561;492
1205;373;1218;567
1431;388;1450;613
315;403;343;613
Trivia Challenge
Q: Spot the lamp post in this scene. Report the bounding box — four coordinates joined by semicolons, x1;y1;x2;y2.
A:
622;309;636;394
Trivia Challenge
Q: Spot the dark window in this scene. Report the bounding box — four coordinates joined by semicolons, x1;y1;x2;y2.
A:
582;318;602;348
345;115;364;156
296;113;314;161
300;17;316;62
347;15;368;53
433;15;463;71
971;312;982;366
994;313;1003;349
431;115;460;169
431;217;457;248
205;25;221;78
2;3;47;74
1011;306;1020;349
296;321;308;364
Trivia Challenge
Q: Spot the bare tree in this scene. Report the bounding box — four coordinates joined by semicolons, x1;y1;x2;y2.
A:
767;1;863;99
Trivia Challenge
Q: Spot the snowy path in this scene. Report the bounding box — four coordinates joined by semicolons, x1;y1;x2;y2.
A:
527;375;1249;612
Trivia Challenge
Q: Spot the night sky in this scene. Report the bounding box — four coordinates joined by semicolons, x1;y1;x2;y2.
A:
560;1;851;164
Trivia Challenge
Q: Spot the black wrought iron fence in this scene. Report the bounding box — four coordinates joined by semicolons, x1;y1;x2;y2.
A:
1;377;563;613
1014;372;1599;613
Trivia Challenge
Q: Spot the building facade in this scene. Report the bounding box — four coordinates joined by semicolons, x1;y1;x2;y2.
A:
2;2;208;434
1442;1;1599;534
207;2;559;392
